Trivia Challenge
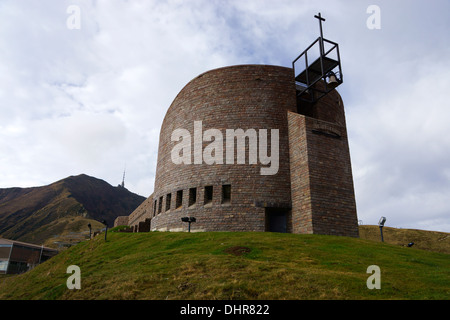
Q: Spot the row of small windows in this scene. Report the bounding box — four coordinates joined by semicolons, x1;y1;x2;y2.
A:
153;184;231;215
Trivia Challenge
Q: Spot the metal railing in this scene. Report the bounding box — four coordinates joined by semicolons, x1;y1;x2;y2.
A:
292;36;343;103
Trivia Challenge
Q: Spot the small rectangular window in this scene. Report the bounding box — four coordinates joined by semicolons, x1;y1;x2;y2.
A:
153;200;157;216
204;186;213;205
158;196;163;213
222;184;231;204
176;190;183;208
166;193;171;211
189;188;197;206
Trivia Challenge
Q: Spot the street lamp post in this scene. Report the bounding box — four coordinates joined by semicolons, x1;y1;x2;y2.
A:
378;216;386;242
181;217;196;232
101;220;108;241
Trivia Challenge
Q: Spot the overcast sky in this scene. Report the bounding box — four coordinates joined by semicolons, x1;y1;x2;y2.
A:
1;0;449;232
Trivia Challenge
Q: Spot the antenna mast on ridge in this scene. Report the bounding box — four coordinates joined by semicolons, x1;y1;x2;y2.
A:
121;167;126;188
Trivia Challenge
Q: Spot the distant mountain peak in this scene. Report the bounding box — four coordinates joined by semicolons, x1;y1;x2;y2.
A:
0;174;146;247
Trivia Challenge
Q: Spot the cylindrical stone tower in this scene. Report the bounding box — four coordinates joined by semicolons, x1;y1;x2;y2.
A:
130;63;359;237
150;65;297;232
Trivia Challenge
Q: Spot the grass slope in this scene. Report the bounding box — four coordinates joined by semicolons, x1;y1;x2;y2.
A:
0;231;448;300
359;225;450;254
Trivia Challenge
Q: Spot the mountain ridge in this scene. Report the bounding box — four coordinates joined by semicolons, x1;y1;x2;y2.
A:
0;174;145;247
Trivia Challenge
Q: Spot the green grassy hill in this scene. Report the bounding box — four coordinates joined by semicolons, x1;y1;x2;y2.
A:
0;231;448;300
359;225;450;254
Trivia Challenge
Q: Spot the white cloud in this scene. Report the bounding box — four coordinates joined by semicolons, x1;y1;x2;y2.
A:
349;48;450;232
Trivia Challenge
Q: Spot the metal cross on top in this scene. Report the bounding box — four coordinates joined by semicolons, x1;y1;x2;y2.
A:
314;12;326;40
314;12;326;55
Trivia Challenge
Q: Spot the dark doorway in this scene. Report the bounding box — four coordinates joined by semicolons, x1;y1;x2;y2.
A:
265;208;289;233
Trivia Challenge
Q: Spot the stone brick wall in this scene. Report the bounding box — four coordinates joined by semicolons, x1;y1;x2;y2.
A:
113;216;129;228
128;193;153;229
307;117;358;237
289;82;359;237
287;113;313;234
150;65;297;232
